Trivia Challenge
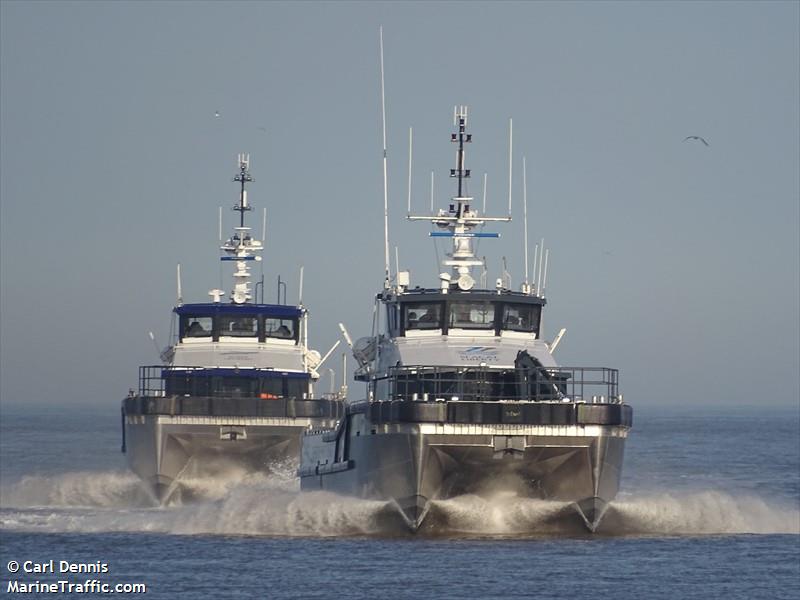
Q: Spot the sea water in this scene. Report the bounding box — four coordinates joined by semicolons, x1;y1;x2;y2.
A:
1;403;798;599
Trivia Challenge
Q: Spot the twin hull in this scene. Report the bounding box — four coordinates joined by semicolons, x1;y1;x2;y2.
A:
122;395;342;503
299;400;631;532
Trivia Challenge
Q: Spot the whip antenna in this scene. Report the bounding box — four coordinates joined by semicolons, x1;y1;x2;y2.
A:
430;171;435;214
176;263;183;306
379;26;391;288
537;237;545;293
482;172;487;214
542;248;550;297
523;156;529;288
507;118;513;216
407;127;413;215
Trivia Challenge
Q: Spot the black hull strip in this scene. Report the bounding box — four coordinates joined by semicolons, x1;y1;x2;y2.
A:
354;399;632;427
123;395;344;419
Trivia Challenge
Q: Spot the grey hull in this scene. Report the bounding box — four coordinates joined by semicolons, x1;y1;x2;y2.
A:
300;425;626;532
125;414;334;503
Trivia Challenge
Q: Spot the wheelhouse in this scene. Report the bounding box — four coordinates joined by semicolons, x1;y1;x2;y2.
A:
175;303;302;344
385;290;545;338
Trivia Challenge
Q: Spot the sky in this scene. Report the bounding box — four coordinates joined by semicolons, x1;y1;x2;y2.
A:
1;1;798;409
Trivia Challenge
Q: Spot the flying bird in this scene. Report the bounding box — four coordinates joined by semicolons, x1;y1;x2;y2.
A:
214;110;221;118
683;135;709;146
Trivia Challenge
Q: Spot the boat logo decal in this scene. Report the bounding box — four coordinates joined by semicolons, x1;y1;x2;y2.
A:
459;346;499;363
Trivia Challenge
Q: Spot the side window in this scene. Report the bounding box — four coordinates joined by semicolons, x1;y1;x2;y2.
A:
387;305;399;335
218;315;258;337
265;318;297;341
183;316;213;338
404;302;443;331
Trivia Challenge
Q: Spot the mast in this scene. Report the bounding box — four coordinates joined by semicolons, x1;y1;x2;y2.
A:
408;107;511;291
379;27;391;289
217;153;263;304
453;105;469;209
234;154;253;227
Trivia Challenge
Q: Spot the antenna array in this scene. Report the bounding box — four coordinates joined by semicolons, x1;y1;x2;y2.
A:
216;154;263;304
407;106;511;292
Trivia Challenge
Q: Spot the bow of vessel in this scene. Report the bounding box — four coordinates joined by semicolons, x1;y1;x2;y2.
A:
122;154;344;503
298;108;632;533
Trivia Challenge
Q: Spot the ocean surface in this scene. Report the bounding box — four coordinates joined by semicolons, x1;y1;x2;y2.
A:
0;403;798;599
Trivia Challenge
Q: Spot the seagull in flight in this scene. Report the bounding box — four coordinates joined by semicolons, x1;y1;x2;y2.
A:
214;110;221;118
683;135;709;147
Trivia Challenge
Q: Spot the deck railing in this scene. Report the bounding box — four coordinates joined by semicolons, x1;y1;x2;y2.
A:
138;366;166;397
136;365;308;399
378;365;620;404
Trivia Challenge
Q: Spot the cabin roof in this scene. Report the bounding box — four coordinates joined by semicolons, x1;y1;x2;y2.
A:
384;288;546;306
174;302;302;318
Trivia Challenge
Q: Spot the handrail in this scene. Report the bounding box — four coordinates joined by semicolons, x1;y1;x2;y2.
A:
375;364;620;404
136;365;310;399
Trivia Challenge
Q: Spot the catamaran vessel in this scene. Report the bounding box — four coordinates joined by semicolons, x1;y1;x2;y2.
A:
122;154;344;503
299;109;632;532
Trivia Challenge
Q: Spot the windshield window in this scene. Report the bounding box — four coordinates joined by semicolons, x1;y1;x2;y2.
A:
183;316;213;338
214;376;256;398
501;303;541;333
259;377;284;399
286;379;307;399
448;301;494;330
404;302;443;331
164;372;211;396
265;318;296;340
219;315;259;337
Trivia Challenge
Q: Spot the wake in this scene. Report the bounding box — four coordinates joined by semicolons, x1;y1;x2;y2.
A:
0;470;152;509
0;470;390;537
603;491;800;535
430;491;800;536
1;470;797;537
